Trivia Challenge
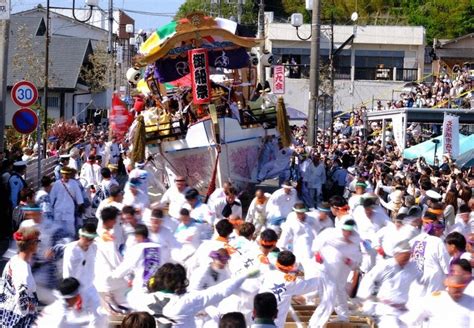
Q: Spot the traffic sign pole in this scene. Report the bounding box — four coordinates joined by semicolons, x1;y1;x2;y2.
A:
36;105;42;188
0;1;11;152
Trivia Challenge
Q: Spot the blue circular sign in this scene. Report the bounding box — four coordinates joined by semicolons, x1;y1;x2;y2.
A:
12;107;38;134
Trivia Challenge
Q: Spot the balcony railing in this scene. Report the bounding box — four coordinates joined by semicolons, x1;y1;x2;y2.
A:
270;65;418;82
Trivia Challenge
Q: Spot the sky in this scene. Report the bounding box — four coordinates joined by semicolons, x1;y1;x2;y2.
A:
12;0;185;30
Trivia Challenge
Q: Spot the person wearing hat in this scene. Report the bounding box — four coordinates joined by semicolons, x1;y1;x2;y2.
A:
277;202;320;265
311;219;362;325
265;181;298;231
408;209;450;300
400;275;473;328
68;147;81;173
62;222;106;326
35;277;101;327
357;240;420;327
8;160;27;209
54;154;70;180
50;166;85;237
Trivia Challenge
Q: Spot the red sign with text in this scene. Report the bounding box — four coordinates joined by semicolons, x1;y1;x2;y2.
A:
273;65;285;94
188;48;211;104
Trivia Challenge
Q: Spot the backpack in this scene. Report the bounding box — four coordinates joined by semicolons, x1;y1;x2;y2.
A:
91;185;109;208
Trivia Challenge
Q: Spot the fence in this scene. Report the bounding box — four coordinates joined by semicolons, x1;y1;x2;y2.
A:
25;156;58;187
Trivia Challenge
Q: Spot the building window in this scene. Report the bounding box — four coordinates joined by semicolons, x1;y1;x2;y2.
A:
38;96;60;108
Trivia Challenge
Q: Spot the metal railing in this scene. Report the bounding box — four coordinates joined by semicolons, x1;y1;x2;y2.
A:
144;107;279;142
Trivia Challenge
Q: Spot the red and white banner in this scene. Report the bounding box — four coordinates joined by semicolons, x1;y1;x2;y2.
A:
442;113;459;158
110;93;133;141
188;48;211;104
273;65;285;94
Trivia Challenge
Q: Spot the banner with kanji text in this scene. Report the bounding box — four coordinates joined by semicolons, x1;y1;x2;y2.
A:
442;113;459;158
273;65;285;94
188;48;211;104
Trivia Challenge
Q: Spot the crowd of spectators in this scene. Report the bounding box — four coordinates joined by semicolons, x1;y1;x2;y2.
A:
374;63;473;111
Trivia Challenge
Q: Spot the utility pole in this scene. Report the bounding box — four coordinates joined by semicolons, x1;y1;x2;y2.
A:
0;0;11;153
43;0;50;158
257;0;265;84
307;0;320;146
108;0;113;53
329;4;335;145
237;0;243;24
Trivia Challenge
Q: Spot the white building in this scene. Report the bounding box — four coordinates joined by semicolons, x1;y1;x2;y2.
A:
264;20;426;114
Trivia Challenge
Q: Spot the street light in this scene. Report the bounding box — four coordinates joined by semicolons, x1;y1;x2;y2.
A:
290;1;320;146
72;0;98;23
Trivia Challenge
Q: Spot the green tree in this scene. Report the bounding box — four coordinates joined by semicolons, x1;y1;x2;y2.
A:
176;0;474;43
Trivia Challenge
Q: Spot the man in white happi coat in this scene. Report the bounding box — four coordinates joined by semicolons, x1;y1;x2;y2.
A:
400;275;474;328
301;153;326;208
171;208;202;263
449;205;474;239
95;185;124;222
128;161;150;201
277;202;320;266
246;189;270;236
310;219;362;325
213;186;243;221
265;181;298;230
94;207;128;313
145;208;180;262
258;250;320;328
358;241;421;327
159;175;190;220
50;166;84;236
106;136;121;165
62;223;106;326
80;155;101;188
257;140;293;183
347;181;368;212
35;277;106;327
207;181;233;208
123;178;149;214
111;224;169;310
353;196;389;273
408;211;450;300
313;202;334;233
184;188;215;240
188;219;235;271
189;248;232;327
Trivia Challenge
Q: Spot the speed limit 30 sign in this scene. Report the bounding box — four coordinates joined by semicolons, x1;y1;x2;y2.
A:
11;80;38;107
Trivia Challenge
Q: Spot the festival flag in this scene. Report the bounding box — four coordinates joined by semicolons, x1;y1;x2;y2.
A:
442;113;459;158
109;93;133;141
139;21;178;56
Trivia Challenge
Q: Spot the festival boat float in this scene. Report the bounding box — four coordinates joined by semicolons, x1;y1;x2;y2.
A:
126;13;291;193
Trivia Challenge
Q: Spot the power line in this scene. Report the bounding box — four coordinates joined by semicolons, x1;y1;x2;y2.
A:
117;8;175;17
